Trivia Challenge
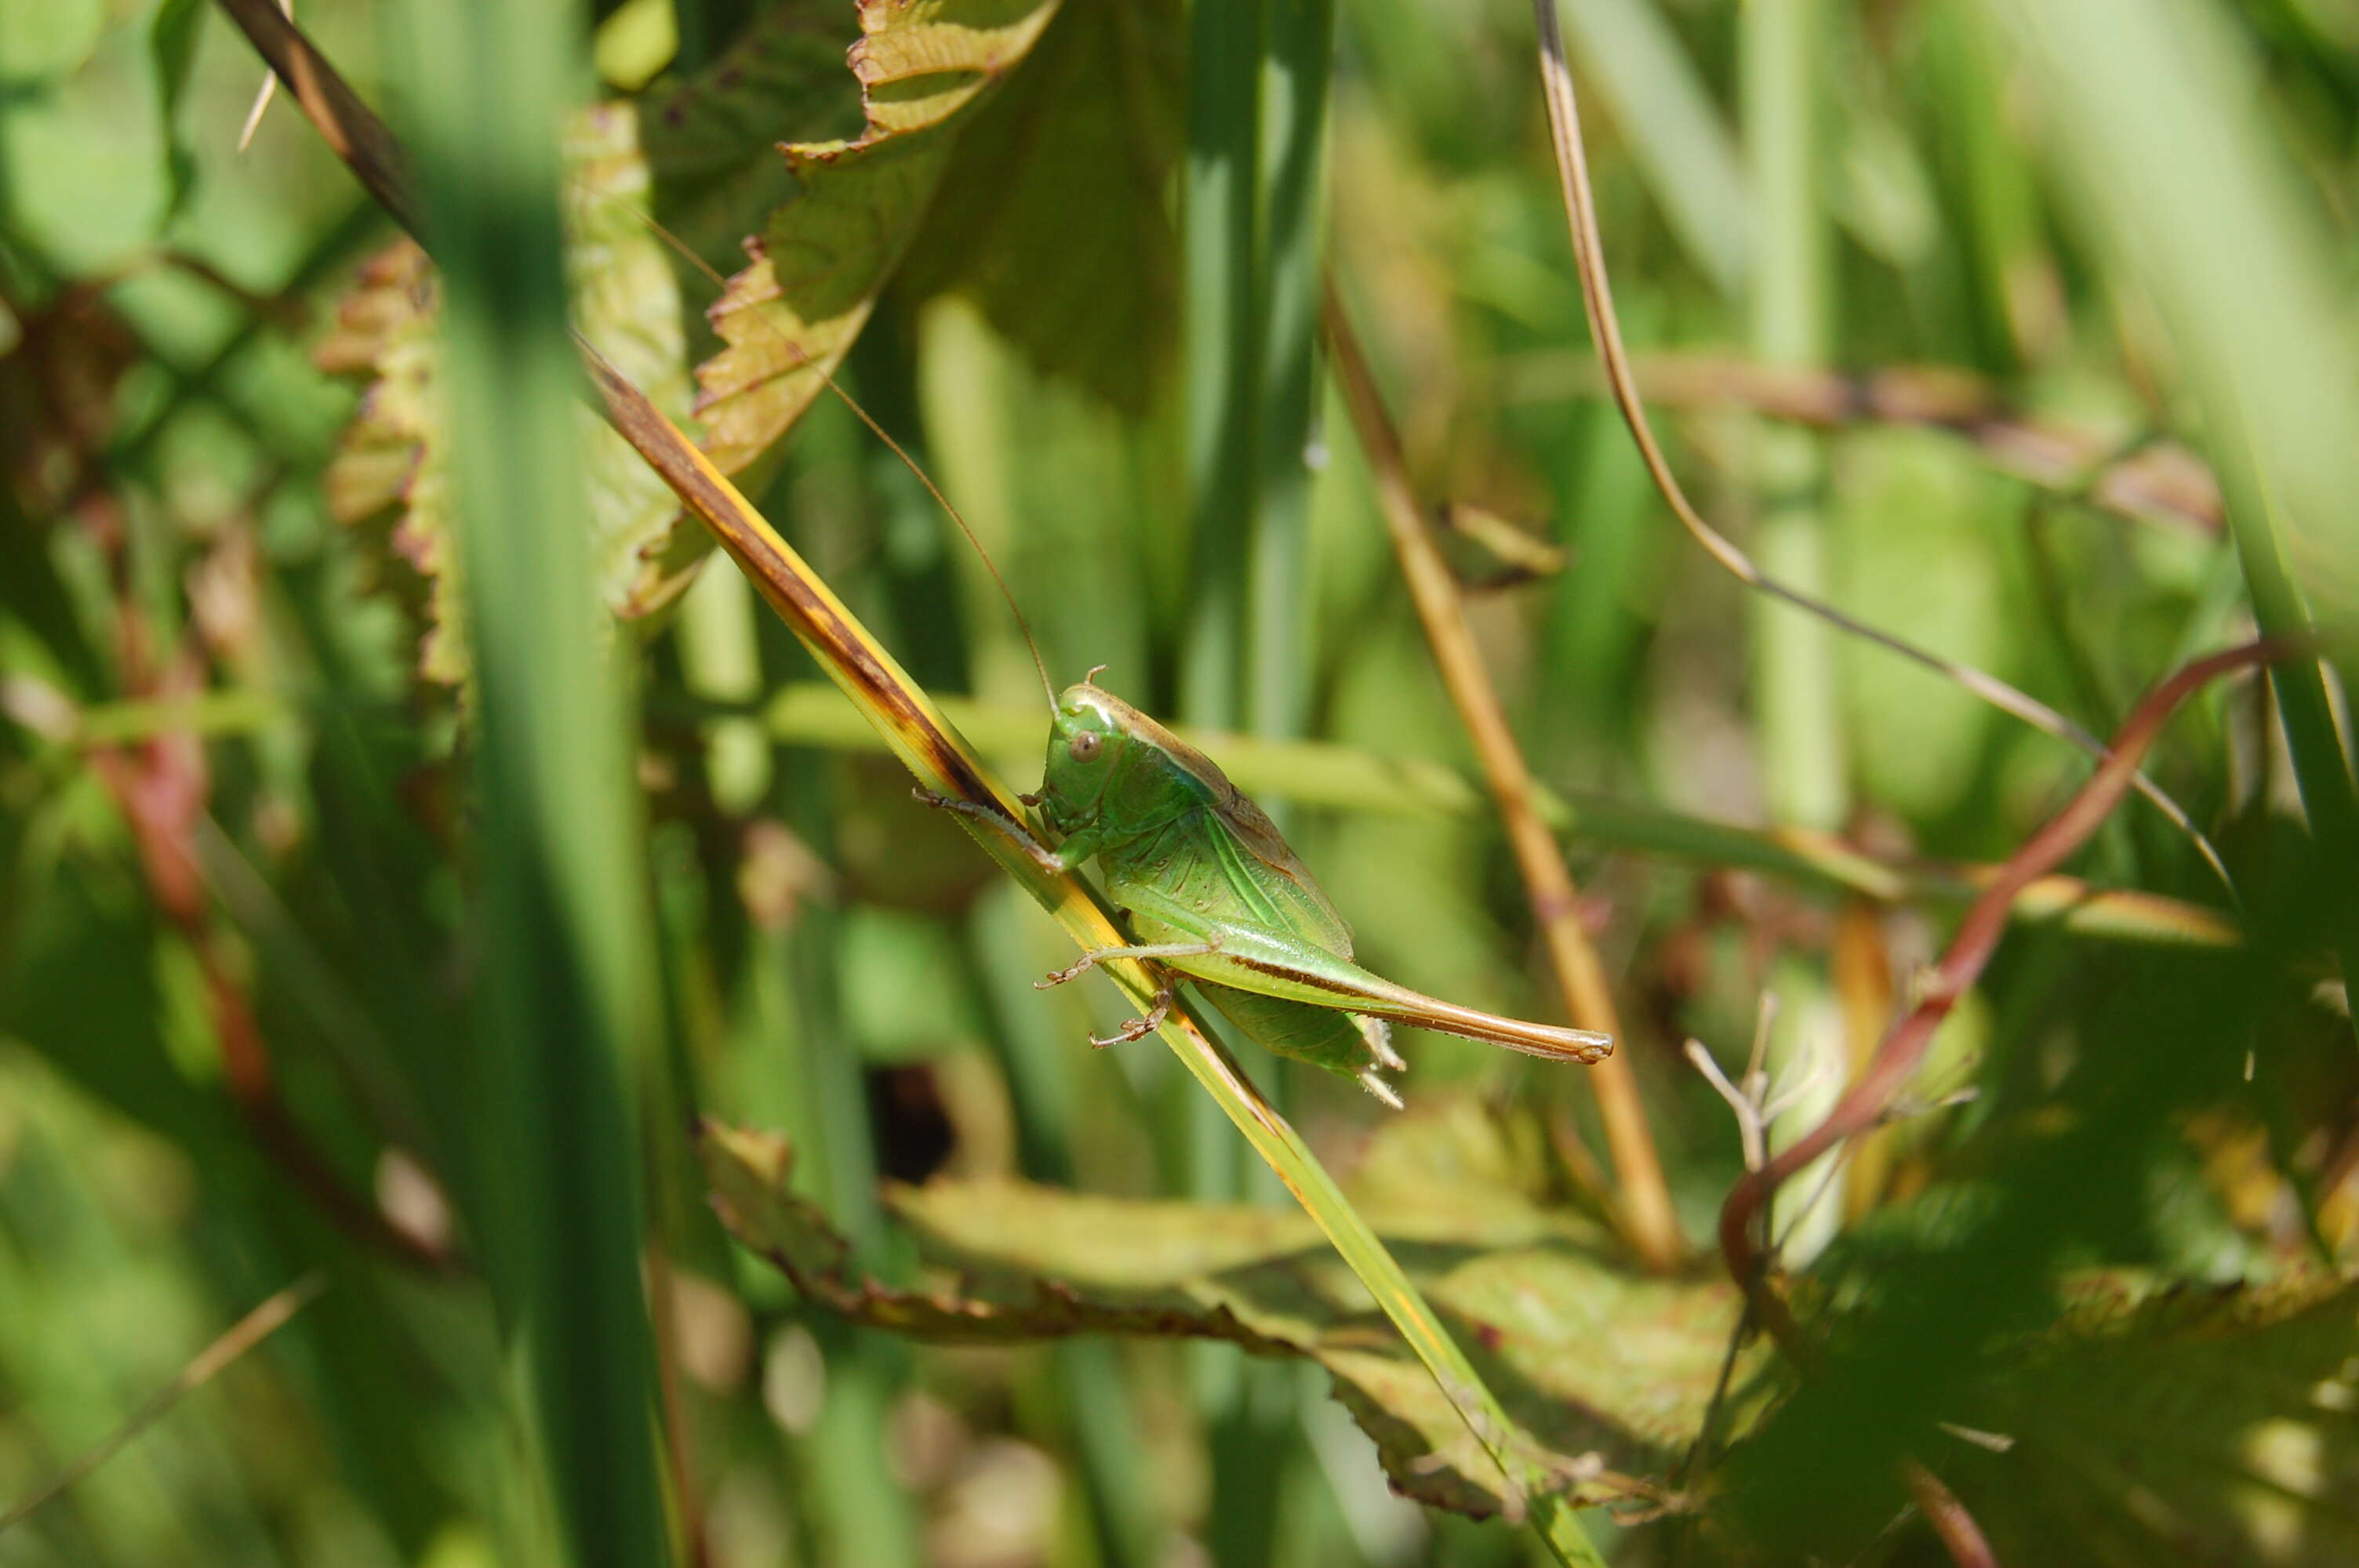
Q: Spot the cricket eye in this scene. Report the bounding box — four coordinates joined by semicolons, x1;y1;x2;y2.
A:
1068;731;1103;763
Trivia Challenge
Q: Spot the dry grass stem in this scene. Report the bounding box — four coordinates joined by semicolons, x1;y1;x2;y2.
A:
1325;287;1682;1272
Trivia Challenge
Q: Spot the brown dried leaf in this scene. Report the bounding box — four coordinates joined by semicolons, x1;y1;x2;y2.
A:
703;1103;1765;1519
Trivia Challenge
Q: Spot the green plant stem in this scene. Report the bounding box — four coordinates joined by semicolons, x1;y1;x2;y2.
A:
735;684;2239;946
45;680;2239;946
1248;0;1332;754
1740;0;1848;1269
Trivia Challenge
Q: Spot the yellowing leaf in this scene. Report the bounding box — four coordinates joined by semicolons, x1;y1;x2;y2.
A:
314;240;465;686
563;102;696;616
316;103;692;681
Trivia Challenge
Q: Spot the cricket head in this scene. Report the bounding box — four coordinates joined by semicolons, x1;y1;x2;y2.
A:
1036;679;1135;832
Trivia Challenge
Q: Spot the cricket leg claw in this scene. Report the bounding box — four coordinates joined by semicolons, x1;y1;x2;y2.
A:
1036;954;1100;989
1091;986;1173;1047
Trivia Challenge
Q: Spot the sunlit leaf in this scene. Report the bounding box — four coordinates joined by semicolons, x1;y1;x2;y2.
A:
692;0;1067;476
893;0;1182;413
562;102;696;615
638;2;866;274
1945;1272;2359;1566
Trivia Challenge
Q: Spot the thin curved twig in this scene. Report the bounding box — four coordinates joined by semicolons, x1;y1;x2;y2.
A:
1717;637;2287;1345
1526;0;2234;898
0;1273;326;1532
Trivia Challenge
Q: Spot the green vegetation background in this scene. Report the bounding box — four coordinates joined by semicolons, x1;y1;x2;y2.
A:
3;0;2357;1564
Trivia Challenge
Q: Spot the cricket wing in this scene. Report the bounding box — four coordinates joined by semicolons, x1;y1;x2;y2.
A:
1109;810;1357;960
1117;704;1353;939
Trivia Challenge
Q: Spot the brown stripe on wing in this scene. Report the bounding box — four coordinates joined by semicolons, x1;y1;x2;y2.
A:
1227;953;1367;998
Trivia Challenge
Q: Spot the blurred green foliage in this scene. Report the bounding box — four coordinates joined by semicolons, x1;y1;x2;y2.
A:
3;0;2357;1564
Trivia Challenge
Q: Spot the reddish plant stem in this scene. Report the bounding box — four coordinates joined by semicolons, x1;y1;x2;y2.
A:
81;504;453;1276
1902;1459;2001;1568
1718;639;2285;1341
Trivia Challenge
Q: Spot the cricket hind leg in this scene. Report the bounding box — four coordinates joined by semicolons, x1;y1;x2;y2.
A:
1195;984;1404;1109
1037;939;1220;989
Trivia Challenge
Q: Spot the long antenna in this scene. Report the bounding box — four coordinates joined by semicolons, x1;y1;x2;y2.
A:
600;191;1059;711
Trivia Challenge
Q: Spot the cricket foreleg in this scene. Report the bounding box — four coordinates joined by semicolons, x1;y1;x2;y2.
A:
911;787;1070;874
1036;939;1222;989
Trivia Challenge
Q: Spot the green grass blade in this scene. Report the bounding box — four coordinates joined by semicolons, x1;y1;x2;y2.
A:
1983;0;2359;636
391;1;669;1562
1742;0;1844;835
1180;0;1264;731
